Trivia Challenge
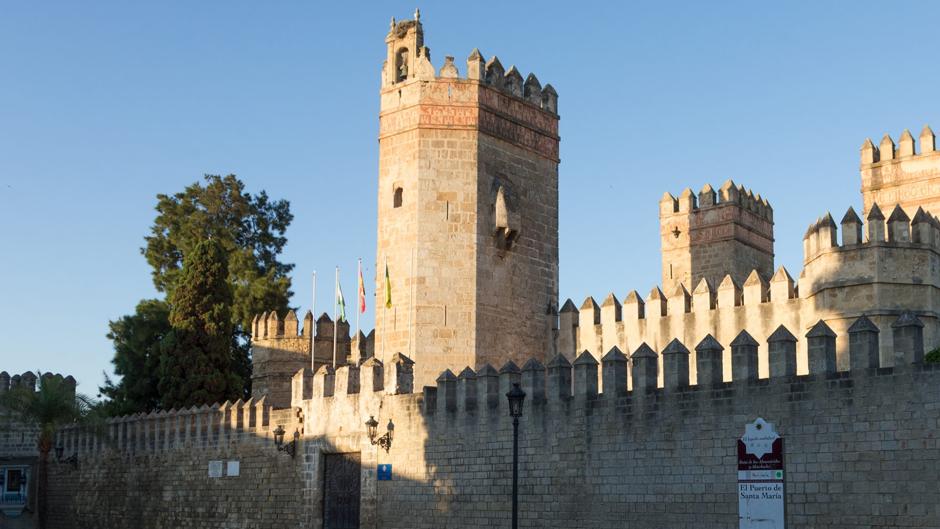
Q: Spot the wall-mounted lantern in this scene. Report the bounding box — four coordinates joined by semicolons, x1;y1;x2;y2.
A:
365;415;394;453
273;425;299;457
54;444;78;468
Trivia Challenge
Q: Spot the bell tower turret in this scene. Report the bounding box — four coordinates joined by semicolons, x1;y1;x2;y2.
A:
383;9;426;87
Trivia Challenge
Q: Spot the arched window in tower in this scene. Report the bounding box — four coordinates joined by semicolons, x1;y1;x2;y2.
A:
393;187;403;208
395;48;409;82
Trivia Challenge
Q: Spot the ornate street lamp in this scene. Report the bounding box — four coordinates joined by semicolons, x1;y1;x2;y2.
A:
365;415;395;453
272;425;299;457
506;383;526;529
54;444;78;468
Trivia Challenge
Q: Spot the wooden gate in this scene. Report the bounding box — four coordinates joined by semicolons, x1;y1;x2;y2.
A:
323;453;361;529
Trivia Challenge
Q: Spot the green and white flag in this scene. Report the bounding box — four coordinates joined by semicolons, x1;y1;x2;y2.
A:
336;272;346;322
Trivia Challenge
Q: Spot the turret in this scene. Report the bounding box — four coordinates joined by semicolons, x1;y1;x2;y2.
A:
861;125;940;218
659;180;774;293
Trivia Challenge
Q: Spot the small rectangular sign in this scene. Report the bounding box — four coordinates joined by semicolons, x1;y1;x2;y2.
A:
208;460;223;479
226;460;240;477
377;464;392;481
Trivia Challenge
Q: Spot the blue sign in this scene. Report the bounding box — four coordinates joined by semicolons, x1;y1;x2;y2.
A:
377;464;392;481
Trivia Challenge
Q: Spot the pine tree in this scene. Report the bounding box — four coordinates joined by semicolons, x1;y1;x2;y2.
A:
158;239;242;409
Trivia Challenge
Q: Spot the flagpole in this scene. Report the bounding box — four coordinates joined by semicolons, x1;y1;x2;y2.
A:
333;266;339;368
410;247;416;356
382;256;387;361
316;270;317;371
356;258;362;340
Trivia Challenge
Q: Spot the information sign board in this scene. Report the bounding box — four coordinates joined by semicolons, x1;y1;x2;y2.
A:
738;418;785;528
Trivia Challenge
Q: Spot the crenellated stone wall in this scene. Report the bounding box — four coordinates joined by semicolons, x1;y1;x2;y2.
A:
250;310;374;408
44;317;940;528
569;203;940;385
46;400;304;529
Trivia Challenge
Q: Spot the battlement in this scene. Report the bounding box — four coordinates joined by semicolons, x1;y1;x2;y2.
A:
381;11;557;115
250;309;374;408
860;125;940;218
285;314;932;414
574;266;798;318
802;203;940;263
0;370;76;395
860;126;936;166
54;396;302;460
660;179;773;221
419;315;933;411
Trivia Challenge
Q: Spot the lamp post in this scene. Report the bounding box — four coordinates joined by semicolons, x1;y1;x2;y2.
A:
506;382;526;529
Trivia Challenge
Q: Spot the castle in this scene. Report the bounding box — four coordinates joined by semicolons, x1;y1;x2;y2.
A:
250;12;940;398
9;11;940;529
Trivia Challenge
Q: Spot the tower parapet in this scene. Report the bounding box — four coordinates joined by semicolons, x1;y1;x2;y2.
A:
660;180;774;294
860;125;940;217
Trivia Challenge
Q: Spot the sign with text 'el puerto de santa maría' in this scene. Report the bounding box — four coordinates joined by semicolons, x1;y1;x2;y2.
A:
738;418;785;528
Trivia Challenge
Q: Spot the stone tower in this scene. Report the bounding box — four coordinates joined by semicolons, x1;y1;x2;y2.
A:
860;126;940;216
374;11;560;388
659;180;774;293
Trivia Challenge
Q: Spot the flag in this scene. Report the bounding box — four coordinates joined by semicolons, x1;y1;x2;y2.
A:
357;261;366;314
335;273;346;322
384;261;392;308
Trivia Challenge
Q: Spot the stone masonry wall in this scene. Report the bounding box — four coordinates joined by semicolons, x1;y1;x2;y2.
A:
46;436;304;529
45;403;304;529
45;318;940;528
475;119;559;367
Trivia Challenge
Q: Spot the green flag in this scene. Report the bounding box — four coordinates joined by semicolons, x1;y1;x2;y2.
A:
384;261;392;308
336;273;346;322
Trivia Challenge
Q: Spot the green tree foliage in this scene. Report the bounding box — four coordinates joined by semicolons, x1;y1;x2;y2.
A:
158;239;243;409
98;299;171;416
926;347;940;363
102;175;294;413
144;174;294;331
2;374;96;529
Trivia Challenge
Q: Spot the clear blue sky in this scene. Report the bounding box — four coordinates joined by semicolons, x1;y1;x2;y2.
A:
1;1;937;393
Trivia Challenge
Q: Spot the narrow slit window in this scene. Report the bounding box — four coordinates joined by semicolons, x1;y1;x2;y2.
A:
393;187;403;208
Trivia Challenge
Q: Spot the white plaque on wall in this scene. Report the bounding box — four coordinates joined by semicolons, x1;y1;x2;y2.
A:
208;460;223;478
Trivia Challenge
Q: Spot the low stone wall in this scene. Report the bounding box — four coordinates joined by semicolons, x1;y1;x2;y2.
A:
46;437;304;529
